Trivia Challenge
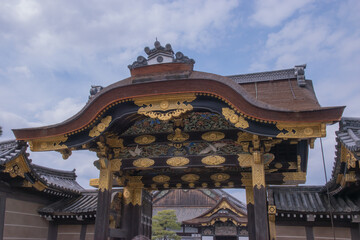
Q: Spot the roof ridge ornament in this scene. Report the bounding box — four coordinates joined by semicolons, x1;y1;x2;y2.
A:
294;64;306;87
128;40;195;70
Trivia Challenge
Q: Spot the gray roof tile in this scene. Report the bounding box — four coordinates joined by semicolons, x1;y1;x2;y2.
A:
270;186;360;214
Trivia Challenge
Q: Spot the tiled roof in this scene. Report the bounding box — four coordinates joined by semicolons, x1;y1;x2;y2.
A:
0;140;83;195
182;197;247;226
0;140;26;164
322;117;360;195
337;117;360;152
269;186;360;214
32;164;84;194
227;68;296;84
153;207;210;222
39;190;98;217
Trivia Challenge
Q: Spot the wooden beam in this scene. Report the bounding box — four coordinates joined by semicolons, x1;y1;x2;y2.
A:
0;195;6;240
47;222;58;240
94;158;113;240
80;224;87;240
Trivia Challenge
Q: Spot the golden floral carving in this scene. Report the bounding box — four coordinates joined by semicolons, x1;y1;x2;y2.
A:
29;135;68;151
222;108;249;129
133;158;155;168
201;155;225;166
4;156;30;178
201;131;225;141
237;131;253;143
124;176;144;206
134;93;196;121
181;174;200;183
210;173;230;182
167;128;189;142
202;183;208;188
166;157;189;167
153;175;170;183
134;135;156;145
89;116;112;137
176;183;182;188
105;134;125;149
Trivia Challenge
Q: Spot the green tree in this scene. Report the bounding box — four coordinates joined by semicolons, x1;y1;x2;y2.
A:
152;209;181;240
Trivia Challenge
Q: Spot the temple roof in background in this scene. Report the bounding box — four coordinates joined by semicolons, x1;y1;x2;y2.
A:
182;197;248;226
337;117;360;152
270;117;360;222
39;190;98;220
269;186;360;214
153;189;246;223
0;140;83;196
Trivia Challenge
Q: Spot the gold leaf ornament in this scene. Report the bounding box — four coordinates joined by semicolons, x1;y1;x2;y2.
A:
167;128;189;142
166;157;189;167
237;154;253;167
89;116;112;137
202;131;225;141
201;155;225;165
133;158;154;168
135;93;196;121
222;108;249;129
210;173;230;182
134;135;156;145
181;174;200;183
153;175;170;183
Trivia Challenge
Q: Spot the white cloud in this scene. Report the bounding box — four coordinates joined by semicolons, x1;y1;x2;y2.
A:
35;97;84;125
0;111;41;140
250;0;313;27
0;0;240;73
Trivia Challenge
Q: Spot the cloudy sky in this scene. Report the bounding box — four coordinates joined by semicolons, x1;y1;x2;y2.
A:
0;0;359;202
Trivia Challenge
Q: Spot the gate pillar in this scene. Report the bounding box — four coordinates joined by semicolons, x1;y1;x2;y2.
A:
94;156;113;239
252;151;269;240
121;176;144;240
245;185;256;240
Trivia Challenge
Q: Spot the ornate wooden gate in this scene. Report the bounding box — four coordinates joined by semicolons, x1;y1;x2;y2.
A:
13;41;344;240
